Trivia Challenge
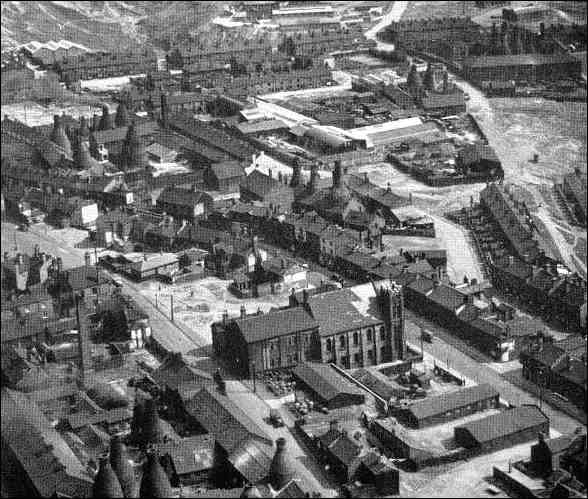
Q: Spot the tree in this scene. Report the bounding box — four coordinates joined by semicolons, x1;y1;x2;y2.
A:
406;64;423;97
423;62;435;91
279;36;296;57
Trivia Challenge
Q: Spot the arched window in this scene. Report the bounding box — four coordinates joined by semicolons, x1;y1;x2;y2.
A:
340;335;346;348
366;329;373;342
353;332;359;346
326;339;332;352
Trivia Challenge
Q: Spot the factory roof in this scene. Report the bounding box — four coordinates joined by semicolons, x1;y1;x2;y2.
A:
464;53;579;68
455;406;548;444
292;362;365;404
407;384;499;421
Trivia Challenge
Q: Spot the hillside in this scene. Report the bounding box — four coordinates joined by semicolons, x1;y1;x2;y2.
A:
1;1;227;52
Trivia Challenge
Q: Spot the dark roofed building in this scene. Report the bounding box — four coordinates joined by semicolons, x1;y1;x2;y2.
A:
211;306;319;375
204;161;245;194
420;91;466;116
186;387;274;484
454;405;549;452
562;169;586;226
292;362;366;409
155;434;215;486
240;170;295;212
457;144;502;178
402;384;500;428
156;187;213;221
463;53;582;82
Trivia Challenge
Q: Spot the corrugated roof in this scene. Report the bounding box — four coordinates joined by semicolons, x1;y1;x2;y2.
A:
292;363;365;403
407;384;499;421
235;307;318;343
455;406;548;444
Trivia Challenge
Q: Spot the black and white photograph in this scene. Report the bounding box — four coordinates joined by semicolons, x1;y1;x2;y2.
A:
0;1;586;497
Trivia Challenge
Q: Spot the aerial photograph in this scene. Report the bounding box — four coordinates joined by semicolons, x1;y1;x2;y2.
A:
0;1;586;497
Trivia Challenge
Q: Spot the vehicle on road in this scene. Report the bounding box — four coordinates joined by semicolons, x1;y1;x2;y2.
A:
269;408;285;427
421;328;434;343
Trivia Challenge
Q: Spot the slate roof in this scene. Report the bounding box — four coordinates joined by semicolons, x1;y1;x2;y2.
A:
407;384;499;421
185;387;273;483
540;434;576;455
210;161;245;180
455;406;548;445
1;388;93;498
235;119;288;135
306;287;382;337
421;91;466;111
241;170;287;199
154;434;215;475
427;284;466;312
235;307;318;343
319;430;363;466
292;363;365;404
92;121;157;145
152;353;213;399
157;186;209;206
347;175;408;209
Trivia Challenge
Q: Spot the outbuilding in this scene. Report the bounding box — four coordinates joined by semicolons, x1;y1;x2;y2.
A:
454;405;549;452
292;362;366;410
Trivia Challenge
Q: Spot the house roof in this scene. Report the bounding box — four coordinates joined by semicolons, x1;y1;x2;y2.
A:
241;169;288;199
427;284;466;312
145;143;177;160
319;429;363;466
407;384;499;421
455;406;548;444
63;265;112;290
350;368;400;401
92;121;157;145
209;161;245;180
152;353;213;399
157;186;210;207
539;434;575;455
154;434;215;475
65;407;133;430
292;362;365;404
306;285;383;337
1;388;92;498
234;307;318;344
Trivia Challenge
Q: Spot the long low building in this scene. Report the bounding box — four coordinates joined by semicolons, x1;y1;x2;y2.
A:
401;384;500;428
454;405;549;452
463;53;582;83
292;362;366;409
343;118;444;148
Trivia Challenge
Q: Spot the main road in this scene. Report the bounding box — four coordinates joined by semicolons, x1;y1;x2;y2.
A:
364;1;409;51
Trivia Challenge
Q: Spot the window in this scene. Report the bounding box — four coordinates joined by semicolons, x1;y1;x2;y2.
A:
326;339;332;352
339;335;346;349
305;334;311;345
381;346;386;360
380;327;386;341
366;330;373;342
367;349;374;362
289;336;295;346
353;332;359;346
354;353;361;365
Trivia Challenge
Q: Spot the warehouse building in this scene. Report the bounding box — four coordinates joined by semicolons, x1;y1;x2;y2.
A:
463;54;582;83
292;362;366;410
454;405;549;452
401;384;500;429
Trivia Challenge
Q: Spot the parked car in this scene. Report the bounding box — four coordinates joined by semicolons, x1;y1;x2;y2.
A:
269;408;285;427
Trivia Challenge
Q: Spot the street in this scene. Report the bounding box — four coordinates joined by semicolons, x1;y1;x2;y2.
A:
365;1;409;51
404;319;584;435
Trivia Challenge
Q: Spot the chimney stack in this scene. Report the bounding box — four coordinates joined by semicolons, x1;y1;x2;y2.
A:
269;438;295;492
240;304;247;319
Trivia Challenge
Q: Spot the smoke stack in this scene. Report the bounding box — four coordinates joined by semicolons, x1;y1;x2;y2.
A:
92;455;124;499
269;438;295;491
139;450;173;499
160;93;169;129
308;162;319;193
240;304;246;319
109;435;136;499
74;294;92;390
99;104;114;131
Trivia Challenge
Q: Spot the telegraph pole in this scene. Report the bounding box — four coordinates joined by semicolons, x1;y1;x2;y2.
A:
170;293;174;323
